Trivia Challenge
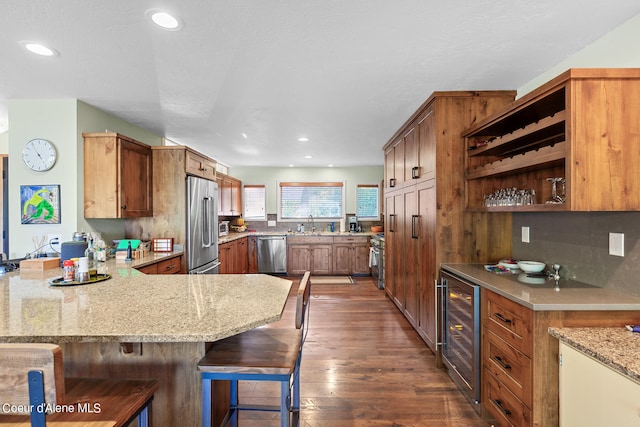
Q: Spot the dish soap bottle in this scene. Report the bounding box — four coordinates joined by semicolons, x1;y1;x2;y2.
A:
84;237;97;277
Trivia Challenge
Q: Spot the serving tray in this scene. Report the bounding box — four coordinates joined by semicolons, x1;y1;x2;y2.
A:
48;273;111;286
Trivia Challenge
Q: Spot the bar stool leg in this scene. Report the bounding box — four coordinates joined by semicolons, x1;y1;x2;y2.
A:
202;377;212;427
280;380;290;427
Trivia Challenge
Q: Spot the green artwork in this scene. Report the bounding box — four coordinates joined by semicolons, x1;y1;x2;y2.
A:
20;185;60;224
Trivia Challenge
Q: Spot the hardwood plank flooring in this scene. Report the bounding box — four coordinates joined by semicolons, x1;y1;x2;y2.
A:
231;276;490;426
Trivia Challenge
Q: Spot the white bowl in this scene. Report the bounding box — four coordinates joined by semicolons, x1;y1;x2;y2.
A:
517;261;546;273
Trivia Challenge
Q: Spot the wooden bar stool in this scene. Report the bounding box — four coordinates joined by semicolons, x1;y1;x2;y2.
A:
0;343;159;427
199;271;311;427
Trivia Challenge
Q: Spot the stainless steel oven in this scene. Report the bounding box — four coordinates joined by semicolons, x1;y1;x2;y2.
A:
439;270;481;412
370;235;384;289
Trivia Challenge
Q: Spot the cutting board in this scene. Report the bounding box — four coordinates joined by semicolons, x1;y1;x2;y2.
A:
20;258;60;271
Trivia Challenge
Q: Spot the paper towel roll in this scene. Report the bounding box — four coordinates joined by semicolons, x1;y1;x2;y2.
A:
339;219;345;233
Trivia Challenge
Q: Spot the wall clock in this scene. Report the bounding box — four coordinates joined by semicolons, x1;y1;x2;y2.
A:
22;138;57;172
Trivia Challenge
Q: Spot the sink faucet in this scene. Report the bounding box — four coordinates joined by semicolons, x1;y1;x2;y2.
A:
308;215;315;232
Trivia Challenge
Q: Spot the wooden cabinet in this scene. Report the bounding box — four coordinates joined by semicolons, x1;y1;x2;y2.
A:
219;238;248;274
333;236;370;276
217;173;242;216
463;68;640;212
559;342;640;427
247;236;258;273
481;288;640;427
383;91;516;355
83;132;153;218
185;149;216;180
125;146;218;274
287;236;333;276
135;254;183;275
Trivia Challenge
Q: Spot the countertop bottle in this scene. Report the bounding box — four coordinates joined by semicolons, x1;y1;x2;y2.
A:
125;241;133;261
84;238;97;276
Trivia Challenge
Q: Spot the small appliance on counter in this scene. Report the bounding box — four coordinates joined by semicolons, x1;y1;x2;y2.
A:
348;216;359;232
219;221;229;236
60;241;88;265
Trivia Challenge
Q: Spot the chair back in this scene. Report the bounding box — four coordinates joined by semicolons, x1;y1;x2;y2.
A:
296;272;311;344
0;343;66;413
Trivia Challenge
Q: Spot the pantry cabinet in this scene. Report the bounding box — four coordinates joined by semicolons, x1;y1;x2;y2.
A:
383;91;516;354
83;132;153;218
463;68;640;212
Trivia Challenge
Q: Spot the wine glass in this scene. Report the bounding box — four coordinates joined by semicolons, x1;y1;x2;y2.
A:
545;178;565;204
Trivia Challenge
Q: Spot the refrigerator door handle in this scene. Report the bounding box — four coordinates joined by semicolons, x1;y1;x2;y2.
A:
190;261;221;274
202;197;213;248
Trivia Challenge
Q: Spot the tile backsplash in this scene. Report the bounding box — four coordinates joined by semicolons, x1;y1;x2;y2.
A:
512;212;640;297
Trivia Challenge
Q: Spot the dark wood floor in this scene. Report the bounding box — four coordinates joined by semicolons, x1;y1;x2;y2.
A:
236;276;491;426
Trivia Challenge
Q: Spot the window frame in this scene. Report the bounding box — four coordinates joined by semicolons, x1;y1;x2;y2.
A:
277;181;345;222
356;184;380;220
243;184;266;221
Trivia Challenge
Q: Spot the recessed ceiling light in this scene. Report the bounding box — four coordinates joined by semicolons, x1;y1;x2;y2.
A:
298;137;309;142
304;155;312;159
241;133;248;139
147;9;183;30
20;41;57;57
289;164;295;167
328;164;334;167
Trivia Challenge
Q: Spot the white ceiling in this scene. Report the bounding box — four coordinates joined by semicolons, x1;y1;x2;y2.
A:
1;1;639;168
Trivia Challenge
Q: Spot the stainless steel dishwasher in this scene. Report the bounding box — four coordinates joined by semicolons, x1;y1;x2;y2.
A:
257;235;287;273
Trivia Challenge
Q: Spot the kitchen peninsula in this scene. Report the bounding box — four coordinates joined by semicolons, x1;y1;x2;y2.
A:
0;256;293;426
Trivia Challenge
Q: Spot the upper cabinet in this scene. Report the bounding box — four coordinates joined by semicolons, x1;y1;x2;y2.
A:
83;132;153;218
463;68;640;212
184;148;216;180
217;173;242;216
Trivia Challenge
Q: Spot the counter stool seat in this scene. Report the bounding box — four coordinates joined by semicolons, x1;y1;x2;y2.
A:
0;343;158;427
199;271;311;427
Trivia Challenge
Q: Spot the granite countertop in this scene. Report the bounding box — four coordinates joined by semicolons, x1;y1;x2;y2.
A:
0;256;293;344
549;327;640;385
441;263;640;311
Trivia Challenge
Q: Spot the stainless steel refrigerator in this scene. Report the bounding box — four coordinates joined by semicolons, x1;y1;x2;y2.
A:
186;176;220;274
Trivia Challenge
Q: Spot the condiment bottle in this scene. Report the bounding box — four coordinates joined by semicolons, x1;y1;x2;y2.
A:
125;241;133;261
63;260;75;282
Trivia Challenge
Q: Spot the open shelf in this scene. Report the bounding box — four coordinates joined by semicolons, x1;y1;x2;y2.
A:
466;142;566;180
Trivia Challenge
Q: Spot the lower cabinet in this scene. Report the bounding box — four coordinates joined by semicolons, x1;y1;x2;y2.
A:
481;288;640;427
247;236;258;273
135;255;183;275
287;235;371;276
333;236;370;275
559;342;640;427
287;240;333;276
219;237;248;274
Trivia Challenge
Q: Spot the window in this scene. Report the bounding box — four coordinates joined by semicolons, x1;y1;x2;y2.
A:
279;181;344;220
243;185;266;220
356;184;380;219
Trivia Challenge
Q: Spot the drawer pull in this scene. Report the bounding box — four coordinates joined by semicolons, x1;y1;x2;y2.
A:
164;264;175;270
492;399;512;416
493;313;513;324
494;355;512;370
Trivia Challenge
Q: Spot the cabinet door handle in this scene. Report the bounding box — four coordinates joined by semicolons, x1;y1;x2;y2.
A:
493;313;513;324
412;166;420;179
389;214;396;233
389;178;396;188
411;215;419;239
494;355;512;370
492;399;512;416
121;205;126;210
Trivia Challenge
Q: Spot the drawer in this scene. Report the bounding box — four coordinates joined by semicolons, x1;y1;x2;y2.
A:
484;328;532;407
485;369;532;427
287;236;334;244
156;256;182;274
136;263;158;275
484;290;533;356
334;236;369;243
